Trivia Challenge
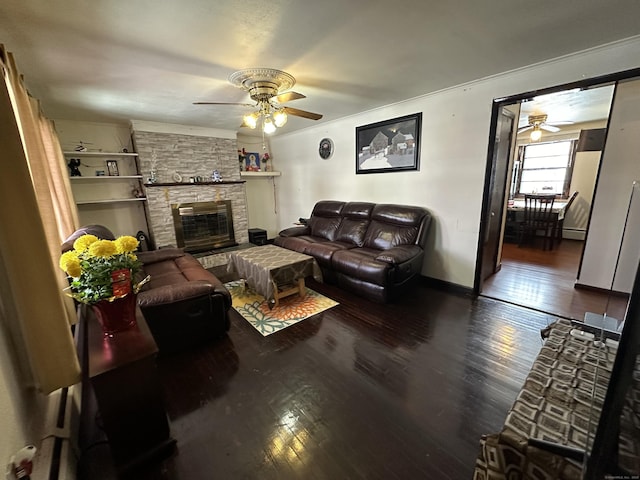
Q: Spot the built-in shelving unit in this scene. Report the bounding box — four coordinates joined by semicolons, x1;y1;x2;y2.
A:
71;175;143;180
75;198;147;205
64;151;145;205
64;151;149;235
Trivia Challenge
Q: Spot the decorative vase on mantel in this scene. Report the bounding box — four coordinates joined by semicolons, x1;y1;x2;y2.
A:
91;292;138;337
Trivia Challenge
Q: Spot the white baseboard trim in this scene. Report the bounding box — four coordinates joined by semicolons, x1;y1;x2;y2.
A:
563;228;586;241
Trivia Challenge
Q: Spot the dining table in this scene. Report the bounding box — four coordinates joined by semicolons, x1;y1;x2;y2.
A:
505;197;569;245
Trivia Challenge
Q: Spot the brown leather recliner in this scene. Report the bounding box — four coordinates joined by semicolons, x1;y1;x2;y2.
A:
275;201;431;302
61;225;231;353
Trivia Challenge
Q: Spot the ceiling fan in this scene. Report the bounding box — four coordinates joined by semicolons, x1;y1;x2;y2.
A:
194;68;323;133
518;114;573;134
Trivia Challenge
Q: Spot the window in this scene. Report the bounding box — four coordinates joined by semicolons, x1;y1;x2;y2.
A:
512;140;575;198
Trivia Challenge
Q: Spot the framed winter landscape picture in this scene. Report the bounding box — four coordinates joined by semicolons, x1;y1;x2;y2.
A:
355;112;422;174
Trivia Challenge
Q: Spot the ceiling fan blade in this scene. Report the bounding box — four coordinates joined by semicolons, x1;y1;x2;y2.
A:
546;120;574;126
540;124;560;132
275;91;306;103
517;125;533;134
283;106;323;120
193;101;255;107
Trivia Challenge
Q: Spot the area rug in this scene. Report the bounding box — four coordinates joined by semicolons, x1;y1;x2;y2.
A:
224;279;338;336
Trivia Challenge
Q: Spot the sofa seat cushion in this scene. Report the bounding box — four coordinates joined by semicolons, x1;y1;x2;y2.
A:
301;240;354;267
331;248;391;285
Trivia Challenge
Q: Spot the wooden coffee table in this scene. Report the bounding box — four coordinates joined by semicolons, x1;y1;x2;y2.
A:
226;245;322;307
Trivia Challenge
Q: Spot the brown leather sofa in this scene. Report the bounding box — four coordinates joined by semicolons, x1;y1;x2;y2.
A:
62;225;231;353
274;201;431;302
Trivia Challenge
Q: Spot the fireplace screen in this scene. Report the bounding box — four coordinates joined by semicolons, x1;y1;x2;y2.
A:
171;201;236;252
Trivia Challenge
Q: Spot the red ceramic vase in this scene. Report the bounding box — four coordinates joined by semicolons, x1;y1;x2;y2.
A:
91;293;137;337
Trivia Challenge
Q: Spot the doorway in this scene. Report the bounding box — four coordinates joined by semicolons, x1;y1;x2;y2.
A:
476;83;619;320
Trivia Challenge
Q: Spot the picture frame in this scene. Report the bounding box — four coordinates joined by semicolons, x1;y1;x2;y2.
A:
106;160;119;176
356;112;422;174
245;152;260;171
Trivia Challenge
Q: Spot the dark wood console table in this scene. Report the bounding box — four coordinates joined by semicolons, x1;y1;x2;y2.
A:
82;305;175;475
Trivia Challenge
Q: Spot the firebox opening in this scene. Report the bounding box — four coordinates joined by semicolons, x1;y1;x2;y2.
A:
171;201;236;252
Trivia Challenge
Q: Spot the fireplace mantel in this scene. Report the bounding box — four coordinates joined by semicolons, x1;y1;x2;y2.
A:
145;181;245;187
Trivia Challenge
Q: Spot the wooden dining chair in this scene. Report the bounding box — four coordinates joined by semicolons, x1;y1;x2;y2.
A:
554;191;579;245
518;194;557;250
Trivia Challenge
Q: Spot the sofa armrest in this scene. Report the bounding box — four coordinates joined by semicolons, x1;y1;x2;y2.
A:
137;280;222;307
375;245;423;265
278;226;310;237
137;248;185;265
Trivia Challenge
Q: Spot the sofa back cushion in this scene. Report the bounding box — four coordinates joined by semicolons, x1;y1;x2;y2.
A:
61;224;116;252
363;204;431;250
308;200;345;241
335;202;374;246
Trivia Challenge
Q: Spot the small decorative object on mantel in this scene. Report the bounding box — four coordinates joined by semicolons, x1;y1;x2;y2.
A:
149;149;159;183
212;170;223;182
59;235;150;337
238;148;246;172
261;152;271;171
245;152;261;171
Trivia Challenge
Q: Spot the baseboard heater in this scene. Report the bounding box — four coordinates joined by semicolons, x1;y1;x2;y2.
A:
562;227;586;241
30;385;79;480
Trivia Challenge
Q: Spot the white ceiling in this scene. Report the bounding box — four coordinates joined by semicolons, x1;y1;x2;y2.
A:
1;0;639;136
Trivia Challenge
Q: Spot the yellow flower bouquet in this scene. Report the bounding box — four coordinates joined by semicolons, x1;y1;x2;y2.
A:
59;234;148;304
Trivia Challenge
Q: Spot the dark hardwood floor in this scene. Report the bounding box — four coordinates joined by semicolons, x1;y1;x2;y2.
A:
79;278;563;479
481;239;629;322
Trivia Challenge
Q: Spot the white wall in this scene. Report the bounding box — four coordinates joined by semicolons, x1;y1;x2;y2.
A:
270;37;640;288
566;150;601;237
579;78;640;292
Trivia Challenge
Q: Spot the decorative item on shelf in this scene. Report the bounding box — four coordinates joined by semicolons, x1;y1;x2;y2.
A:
96;170;105;176
132;187;144;198
106;160;119;176
212;170;223;182
246;152;261;171
67;159;82;176
59;234;150;337
261;152;271;171
74;141;92;152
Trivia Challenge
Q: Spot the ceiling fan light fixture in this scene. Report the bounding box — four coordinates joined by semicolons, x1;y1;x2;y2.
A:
263;117;276;134
530;126;542;142
243;112;259;129
273;109;288;127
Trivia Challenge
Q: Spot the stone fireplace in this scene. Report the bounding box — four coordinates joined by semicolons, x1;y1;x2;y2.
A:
131;123;249;258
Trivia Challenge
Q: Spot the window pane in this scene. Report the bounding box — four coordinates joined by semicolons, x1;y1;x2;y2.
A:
525;142;572;158
521;168;567;182
517;140;573;196
523;155;569;169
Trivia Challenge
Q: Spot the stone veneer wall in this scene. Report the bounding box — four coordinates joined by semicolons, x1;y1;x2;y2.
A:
132;128;249;249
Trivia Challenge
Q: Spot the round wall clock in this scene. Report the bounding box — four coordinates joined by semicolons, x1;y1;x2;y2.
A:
319;138;334;159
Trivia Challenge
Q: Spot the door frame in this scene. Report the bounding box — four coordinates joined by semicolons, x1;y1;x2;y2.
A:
473;66;640;296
